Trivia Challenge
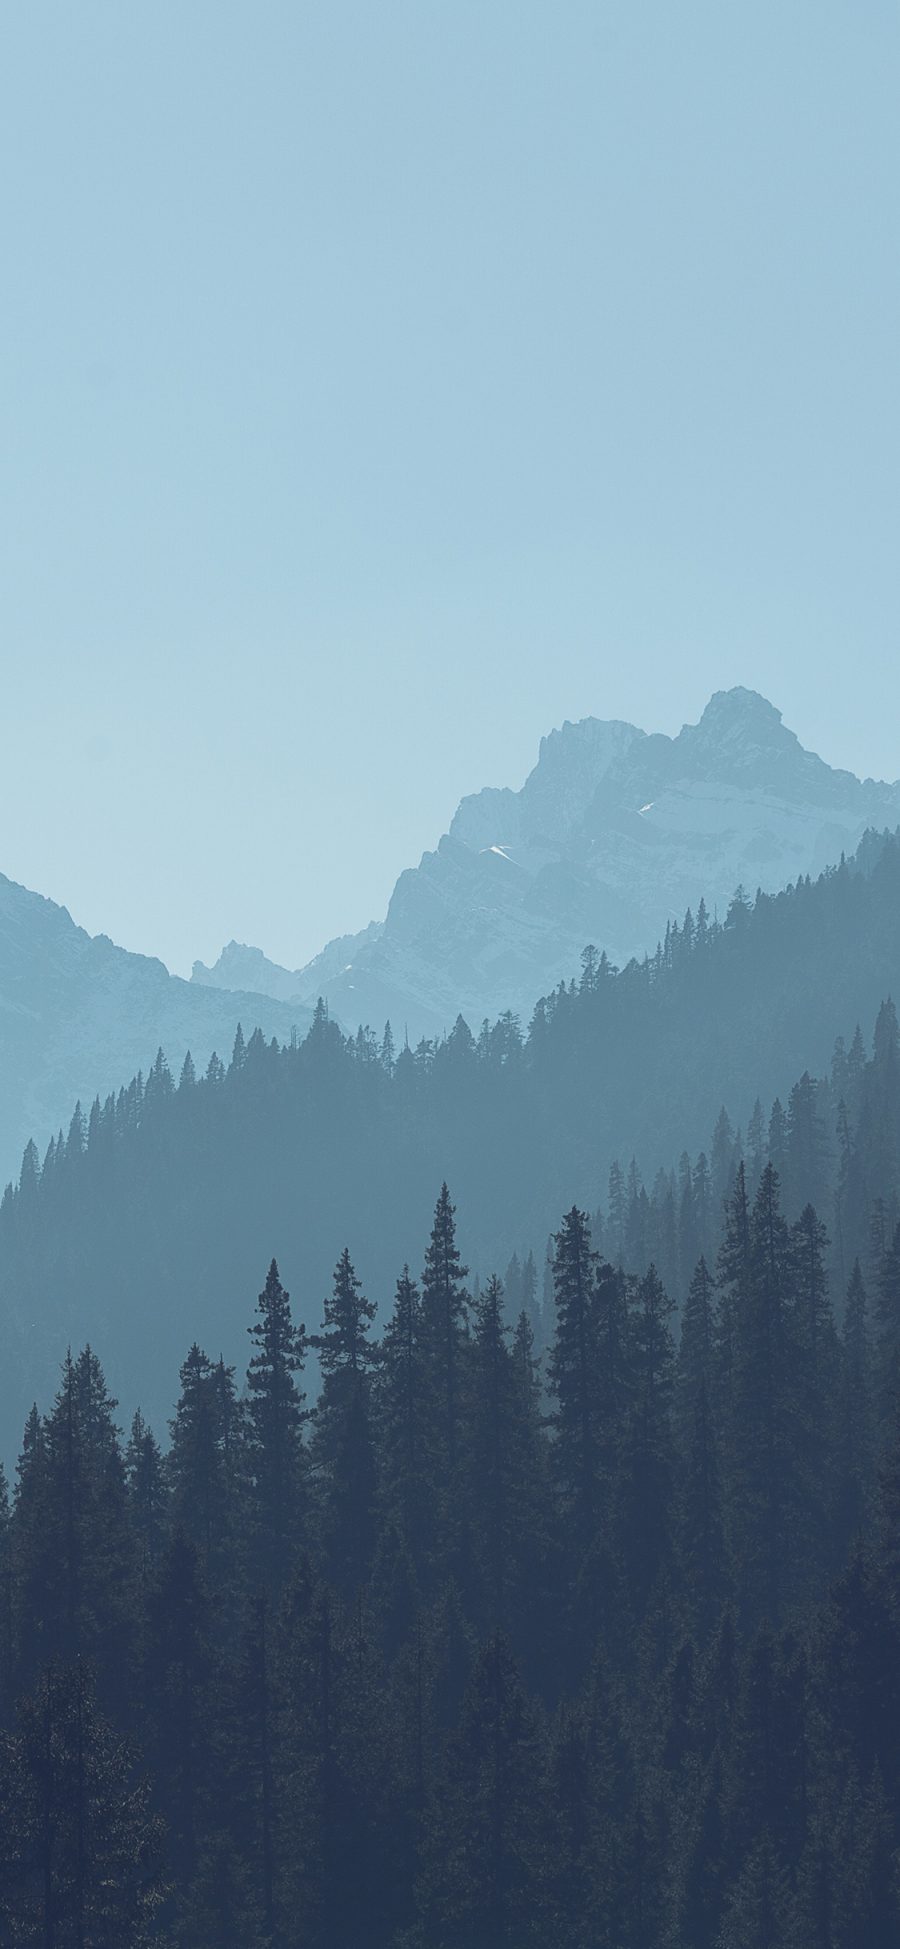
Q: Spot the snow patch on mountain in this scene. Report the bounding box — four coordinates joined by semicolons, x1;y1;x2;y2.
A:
194;688;900;1043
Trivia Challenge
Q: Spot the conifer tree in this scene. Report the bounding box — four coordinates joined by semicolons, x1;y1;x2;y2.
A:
14;1350;134;1706
169;1345;245;1602
875;1219;900;1435
717;1834;790;1949
467;1275;543;1635
836;1259;874;1549
789;1204;840;1589
414;1634;551;1947
728;1166;800;1623
620;1263;676;1608
548;1208;601;1550
0;1465;11;1726
516;1248;539;1347
246;1259;309;1591
0;1661;166;1945
420;1184;470;1479
141;1526;214;1888
376;1267;429;1580
676;1257;727;1631
125;1409;167;1581
312;1248;379;1598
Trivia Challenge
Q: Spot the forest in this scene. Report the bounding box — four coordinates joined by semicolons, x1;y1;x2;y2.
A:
2;828;900;1943
2;1161;900;1944
3;828;900;1437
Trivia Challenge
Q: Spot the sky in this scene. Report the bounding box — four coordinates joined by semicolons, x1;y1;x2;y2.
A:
1;2;898;977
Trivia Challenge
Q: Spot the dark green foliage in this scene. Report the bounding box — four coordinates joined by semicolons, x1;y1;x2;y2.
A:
547;1208;602;1547
413;1635;551;1947
0;1661;166;1945
246;1260;309;1592
676;1257;728;1630
312;1249;379;1598
4;1039;900;1942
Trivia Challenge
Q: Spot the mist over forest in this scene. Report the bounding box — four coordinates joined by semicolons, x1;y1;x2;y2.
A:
4;0;900;1936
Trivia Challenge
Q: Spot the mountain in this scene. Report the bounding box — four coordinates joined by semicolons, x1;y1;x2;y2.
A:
0;872;316;1181
192;687;900;1039
5;827;900;1442
192;922;384;1005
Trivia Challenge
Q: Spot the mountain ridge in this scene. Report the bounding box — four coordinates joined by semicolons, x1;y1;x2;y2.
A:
0;871;316;1181
193;687;900;1035
6;825;900;1439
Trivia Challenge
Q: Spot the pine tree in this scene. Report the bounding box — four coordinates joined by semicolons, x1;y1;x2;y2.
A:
717;1833;790;1949
125;1409;167;1581
676;1257;727;1631
547;1208;601;1550
14;1350;134;1708
246;1259;309;1591
729;1167;800;1624
169;1344;245;1602
789;1204;840;1590
875;1219;900;1436
413;1634;551;1947
717;1163;752;1436
312;1248;379;1598
619;1264;676;1609
835;1260;874;1550
467;1276;547;1639
420;1184;470;1480
141;1526;214;1887
0;1661;166;1945
0;1465;11;1727
376;1266;429;1575
607;1162;627;1267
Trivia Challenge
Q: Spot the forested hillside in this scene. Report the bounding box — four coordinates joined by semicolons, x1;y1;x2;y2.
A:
0;870;313;1181
2;830;900;1438
2;1172;900;1944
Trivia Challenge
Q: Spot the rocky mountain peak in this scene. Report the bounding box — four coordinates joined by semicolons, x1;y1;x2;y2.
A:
190;688;900;1045
695;685;786;737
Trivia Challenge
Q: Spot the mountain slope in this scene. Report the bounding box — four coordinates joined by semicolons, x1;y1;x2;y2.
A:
0;873;315;1180
194;687;900;1039
5;828;900;1441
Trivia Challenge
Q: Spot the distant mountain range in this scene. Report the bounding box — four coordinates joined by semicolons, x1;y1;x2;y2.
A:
0;874;314;1181
5;683;900;1192
192;687;900;1039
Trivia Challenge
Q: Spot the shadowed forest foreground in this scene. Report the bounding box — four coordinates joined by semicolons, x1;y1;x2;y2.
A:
2;1172;900;1946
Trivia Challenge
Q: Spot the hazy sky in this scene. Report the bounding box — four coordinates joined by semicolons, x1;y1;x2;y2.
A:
2;3;898;976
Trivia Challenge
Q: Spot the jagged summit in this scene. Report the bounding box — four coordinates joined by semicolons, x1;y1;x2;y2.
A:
194;688;900;1041
695;684;785;730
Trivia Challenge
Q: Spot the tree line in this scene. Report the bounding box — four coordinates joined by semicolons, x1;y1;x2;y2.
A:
3;833;900;1439
2;1170;900;1944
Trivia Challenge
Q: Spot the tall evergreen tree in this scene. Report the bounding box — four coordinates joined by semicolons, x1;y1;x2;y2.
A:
312;1248;379;1597
547;1209;601;1551
620;1263;676;1609
676;1257;727;1631
414;1634;551;1948
420;1184;470;1480
0;1661;166;1946
836;1259;874;1549
246;1259;309;1591
729;1167;800;1624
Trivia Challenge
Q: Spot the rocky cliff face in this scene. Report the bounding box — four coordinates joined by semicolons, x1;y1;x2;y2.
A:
0;874;313;1183
195;688;900;1041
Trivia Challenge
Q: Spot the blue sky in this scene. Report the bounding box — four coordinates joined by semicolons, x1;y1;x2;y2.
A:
2;2;898;973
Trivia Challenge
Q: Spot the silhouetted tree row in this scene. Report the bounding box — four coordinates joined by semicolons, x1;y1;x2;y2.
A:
585;994;900;1306
2;1174;900;1943
4;834;900;1438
